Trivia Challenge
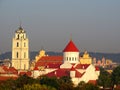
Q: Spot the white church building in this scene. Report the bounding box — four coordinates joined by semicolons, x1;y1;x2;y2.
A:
33;39;100;85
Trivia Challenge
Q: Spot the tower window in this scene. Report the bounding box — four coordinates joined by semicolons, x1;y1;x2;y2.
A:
17;42;19;47
24;42;26;47
17;34;19;39
16;52;19;58
24;52;26;58
67;57;68;61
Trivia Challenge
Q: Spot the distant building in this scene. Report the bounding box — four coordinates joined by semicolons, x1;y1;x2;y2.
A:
12;26;30;70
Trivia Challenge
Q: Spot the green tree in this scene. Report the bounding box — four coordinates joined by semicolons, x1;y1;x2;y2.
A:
82;83;100;90
76;81;86;89
97;67;112;89
58;76;74;90
40;76;59;90
16;83;56;90
15;74;39;88
0;78;16;90
111;65;120;89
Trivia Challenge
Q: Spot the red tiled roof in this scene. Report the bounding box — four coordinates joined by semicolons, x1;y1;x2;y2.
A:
0;76;18;81
88;80;97;85
46;67;83;78
95;66;100;71
75;64;90;69
34;66;39;70
0;66;18;74
46;63;61;68
39;56;63;61
19;71;32;76
70;66;76;71
35;56;63;67
63;40;79;52
46;68;70;77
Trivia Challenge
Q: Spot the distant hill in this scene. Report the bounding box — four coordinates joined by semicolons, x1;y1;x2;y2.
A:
0;51;120;63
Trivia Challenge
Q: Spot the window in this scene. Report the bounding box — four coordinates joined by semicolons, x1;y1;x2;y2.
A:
24;42;26;47
24;52;26;58
16;52;19;58
17;34;19;39
67;57;68;61
75;57;76;61
72;57;74;61
17;42;19;47
69;57;71;61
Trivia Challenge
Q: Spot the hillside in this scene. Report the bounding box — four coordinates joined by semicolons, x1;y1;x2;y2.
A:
0;51;120;63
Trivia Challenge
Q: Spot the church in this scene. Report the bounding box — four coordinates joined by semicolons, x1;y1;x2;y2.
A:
11;26;30;70
32;39;100;85
10;26;100;85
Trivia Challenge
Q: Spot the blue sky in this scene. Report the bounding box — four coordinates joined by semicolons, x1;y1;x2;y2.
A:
0;0;120;53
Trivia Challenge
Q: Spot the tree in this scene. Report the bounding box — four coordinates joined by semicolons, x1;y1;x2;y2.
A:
58;76;74;90
97;67;112;89
40;76;60;90
14;74;39;89
0;78;16;90
82;83;100;90
111;65;120;89
16;84;56;90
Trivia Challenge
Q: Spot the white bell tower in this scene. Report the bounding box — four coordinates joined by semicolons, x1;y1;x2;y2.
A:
12;26;29;70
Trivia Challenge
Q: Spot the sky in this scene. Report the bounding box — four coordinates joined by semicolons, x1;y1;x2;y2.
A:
0;0;120;53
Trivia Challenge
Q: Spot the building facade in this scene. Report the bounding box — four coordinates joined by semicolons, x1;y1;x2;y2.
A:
12;26;29;70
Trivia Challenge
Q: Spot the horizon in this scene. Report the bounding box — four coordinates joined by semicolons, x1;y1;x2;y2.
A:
0;0;120;53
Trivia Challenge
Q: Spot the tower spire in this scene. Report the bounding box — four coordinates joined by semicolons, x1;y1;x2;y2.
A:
19;18;23;30
70;33;72;41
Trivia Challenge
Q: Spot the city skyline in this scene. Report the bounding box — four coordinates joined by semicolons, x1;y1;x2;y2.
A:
0;0;120;53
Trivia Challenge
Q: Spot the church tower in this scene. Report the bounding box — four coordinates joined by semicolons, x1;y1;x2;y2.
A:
12;26;29;70
63;39;80;64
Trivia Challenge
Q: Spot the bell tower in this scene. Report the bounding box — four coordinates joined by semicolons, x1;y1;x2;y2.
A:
12;26;29;70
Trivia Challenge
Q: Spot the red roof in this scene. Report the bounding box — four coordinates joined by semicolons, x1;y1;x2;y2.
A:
63;40;79;52
35;56;63;67
38;56;63;62
88;80;97;85
0;66;18;74
75;64;90;69
95;66;100;71
46;67;83;78
19;71;32;77
0;76;18;81
46;68;70;77
34;66;39;70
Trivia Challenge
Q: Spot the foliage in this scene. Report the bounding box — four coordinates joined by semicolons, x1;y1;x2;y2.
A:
97;67;112;89
0;78;16;90
40;76;60;89
81;83;100;90
14;74;39;88
111;65;120;86
16;83;56;90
